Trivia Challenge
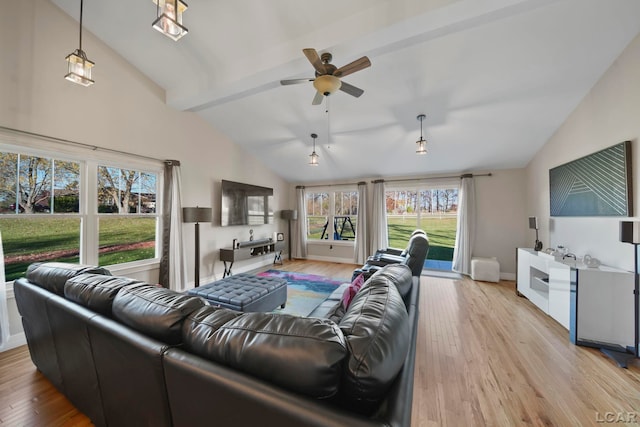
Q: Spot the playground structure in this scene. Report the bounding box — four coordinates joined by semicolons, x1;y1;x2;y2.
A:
318;215;356;240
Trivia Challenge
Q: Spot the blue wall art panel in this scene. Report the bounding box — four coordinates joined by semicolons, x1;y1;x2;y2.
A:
549;141;632;217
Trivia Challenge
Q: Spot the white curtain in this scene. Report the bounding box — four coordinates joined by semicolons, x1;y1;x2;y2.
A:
370;180;388;254
452;175;476;275
354;182;368;264
159;161;187;291
292;186;308;258
0;231;9;349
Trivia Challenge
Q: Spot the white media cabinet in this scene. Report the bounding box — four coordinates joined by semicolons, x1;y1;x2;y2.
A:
516;248;635;350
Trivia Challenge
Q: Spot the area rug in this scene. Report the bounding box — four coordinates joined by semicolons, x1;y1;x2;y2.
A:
257;270;347;316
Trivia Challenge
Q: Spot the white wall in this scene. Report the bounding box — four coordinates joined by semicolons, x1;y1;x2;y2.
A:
526;33;640;272
474;169;528;278
0;0;292;351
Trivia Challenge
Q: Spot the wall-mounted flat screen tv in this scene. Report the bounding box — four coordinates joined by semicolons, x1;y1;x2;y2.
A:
221;180;274;226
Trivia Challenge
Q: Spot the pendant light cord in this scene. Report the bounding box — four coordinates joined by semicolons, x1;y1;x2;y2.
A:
79;0;84;52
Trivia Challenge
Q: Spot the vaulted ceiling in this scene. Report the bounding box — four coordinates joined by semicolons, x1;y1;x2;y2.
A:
52;0;640;183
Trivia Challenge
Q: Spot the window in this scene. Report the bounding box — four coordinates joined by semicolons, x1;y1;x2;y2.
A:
385;183;458;269
97;166;158;267
0;146;161;282
305;190;358;241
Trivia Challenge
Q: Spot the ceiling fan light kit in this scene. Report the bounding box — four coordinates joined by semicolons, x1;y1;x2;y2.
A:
65;0;94;87
152;0;188;41
416;114;428;155
280;48;370;105
313;75;342;96
309;133;319;166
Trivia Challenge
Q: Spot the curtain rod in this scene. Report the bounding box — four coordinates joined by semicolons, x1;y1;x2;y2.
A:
0;125;166;163
372;173;492;184
297;181;364;189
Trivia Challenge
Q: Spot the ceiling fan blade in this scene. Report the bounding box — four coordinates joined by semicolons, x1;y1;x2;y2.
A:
339;81;364;98
334;56;371;78
280;78;314;86
303;48;327;75
312;91;324;105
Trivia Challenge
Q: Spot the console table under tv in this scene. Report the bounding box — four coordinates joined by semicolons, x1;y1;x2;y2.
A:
220;240;284;278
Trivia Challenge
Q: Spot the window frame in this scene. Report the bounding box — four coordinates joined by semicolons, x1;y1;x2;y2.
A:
305;186;358;242
0;136;164;279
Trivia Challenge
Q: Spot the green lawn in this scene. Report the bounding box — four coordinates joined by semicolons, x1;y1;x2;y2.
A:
388;216;457;261
0;216;156;281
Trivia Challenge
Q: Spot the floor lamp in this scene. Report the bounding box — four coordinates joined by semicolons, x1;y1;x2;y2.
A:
183;206;212;287
281;209;297;260
600;221;640;367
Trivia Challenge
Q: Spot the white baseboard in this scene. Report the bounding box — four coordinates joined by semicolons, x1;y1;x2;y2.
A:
306;255;356;265
0;332;26;353
500;272;516;281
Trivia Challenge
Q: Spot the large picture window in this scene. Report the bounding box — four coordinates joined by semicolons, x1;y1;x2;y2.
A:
0;147;161;281
306;190;358;241
385;183;458;270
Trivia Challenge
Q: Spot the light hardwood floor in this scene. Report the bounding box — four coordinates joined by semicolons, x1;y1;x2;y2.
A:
1;260;639;426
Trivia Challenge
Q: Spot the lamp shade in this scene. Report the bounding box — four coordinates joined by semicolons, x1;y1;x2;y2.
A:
152;0;189;41
183;207;212;223
281;210;298;220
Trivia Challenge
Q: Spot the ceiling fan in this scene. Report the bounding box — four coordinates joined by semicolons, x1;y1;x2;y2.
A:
280;48;371;105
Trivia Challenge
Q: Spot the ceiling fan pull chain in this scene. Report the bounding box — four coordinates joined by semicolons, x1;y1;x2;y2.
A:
326;96;331;150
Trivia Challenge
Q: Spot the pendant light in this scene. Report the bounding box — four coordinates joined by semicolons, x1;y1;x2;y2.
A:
65;0;94;87
415;114;427;155
152;0;189;41
309;133;319;166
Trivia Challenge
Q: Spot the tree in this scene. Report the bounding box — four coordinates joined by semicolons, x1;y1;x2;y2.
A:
98;167;139;214
0;152;18;210
441;189;458;212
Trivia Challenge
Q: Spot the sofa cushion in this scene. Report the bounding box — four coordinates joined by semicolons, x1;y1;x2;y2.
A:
338;270;410;413
184;311;348;399
113;283;205;345
65;273;141;316
370;264;413;302
182;305;244;346
26;262;111;296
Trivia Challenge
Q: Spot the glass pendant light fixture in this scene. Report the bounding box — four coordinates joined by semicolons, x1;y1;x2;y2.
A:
415;114;427;155
152;0;189;41
65;0;94;87
309;133;319;166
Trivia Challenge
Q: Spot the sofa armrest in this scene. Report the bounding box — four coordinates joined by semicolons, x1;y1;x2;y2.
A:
374;247;404;257
366;253;405;267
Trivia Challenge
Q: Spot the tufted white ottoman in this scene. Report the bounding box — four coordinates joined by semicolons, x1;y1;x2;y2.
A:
471;257;500;282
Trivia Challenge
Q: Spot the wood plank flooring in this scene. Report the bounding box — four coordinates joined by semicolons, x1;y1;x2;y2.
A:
1;260;639;426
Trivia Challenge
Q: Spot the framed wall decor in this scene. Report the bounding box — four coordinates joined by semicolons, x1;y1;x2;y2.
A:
549;141;632;217
276;232;284;241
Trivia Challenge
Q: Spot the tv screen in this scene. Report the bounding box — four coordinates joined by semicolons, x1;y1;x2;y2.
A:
221;180;274;226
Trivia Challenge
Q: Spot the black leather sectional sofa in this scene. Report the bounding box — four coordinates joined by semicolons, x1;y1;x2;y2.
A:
14;261;421;427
